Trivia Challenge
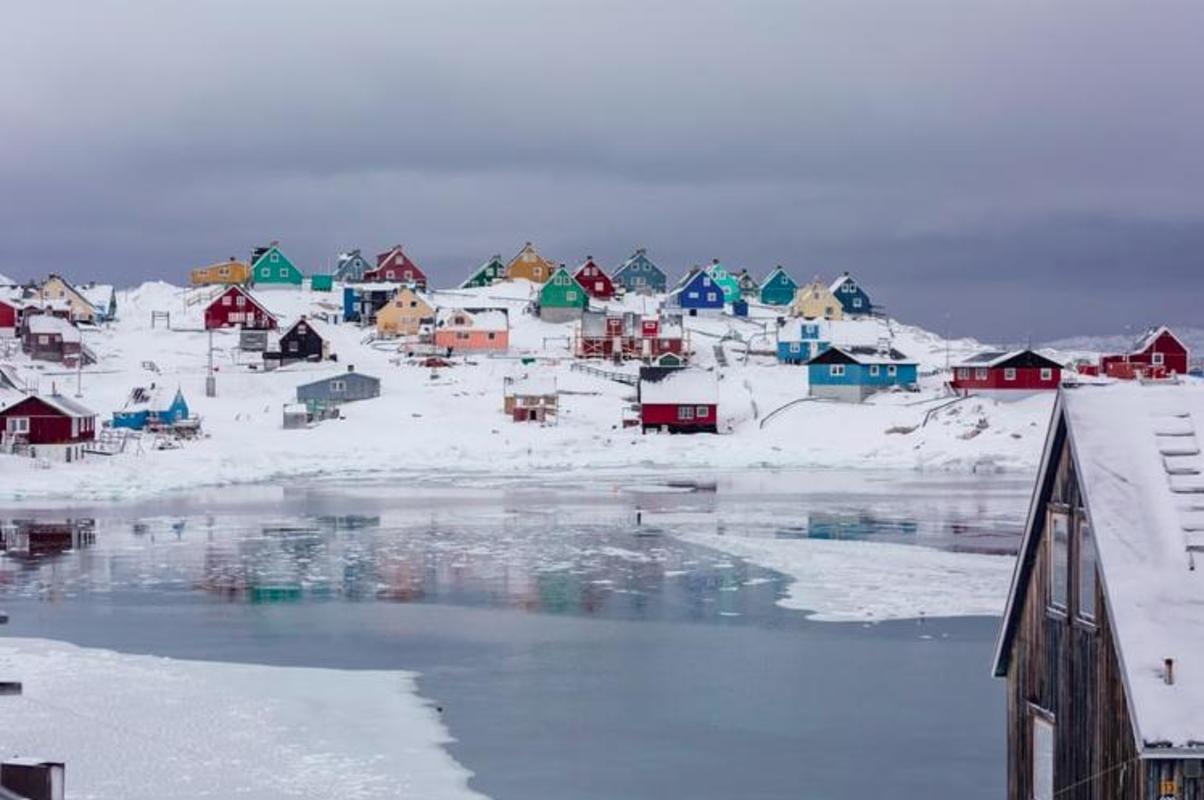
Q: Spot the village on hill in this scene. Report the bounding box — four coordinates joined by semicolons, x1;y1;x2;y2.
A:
0;240;1196;502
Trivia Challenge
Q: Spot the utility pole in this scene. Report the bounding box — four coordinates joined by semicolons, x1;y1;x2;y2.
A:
205;329;216;397
75;352;83;398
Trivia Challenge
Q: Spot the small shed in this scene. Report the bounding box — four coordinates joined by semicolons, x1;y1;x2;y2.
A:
112;385;191;430
296;366;381;406
503;375;559;423
310;274;334;292
267;316;332;364
282;403;309;429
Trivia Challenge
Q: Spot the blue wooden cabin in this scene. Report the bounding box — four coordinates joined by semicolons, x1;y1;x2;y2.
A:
829;272;874;315
613;249;667;294
667;269;725;316
806;346;917;402
777;321;831;364
112;385;190;430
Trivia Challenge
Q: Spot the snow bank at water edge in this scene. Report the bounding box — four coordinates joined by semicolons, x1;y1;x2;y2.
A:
0;638;488;800
675;532;1015;622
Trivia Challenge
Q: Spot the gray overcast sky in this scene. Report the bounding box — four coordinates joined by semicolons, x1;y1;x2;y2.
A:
2;0;1202;341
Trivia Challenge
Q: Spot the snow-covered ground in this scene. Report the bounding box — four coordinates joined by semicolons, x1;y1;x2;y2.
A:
676;532;1014;622
0;637;486;800
0;280;1076;503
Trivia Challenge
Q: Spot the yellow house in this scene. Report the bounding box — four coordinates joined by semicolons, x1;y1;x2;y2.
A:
505;242;556;284
376;287;435;337
36;274;96;324
190;258;251;287
791;279;844;320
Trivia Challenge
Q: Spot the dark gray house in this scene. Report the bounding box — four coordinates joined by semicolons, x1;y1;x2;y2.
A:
295;366;380;406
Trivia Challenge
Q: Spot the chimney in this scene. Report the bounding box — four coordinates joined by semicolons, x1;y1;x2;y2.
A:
1165;658;1175;685
711;258;720;265
347;364;354;373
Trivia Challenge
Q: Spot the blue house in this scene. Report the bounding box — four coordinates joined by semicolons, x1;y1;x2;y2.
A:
759;267;798;306
776;321;830;364
806;346;917;402
342;284;398;323
667;269;725;316
113;385;191;430
334;249;371;282
612;249;667;294
829;272;874;316
297;367;381;407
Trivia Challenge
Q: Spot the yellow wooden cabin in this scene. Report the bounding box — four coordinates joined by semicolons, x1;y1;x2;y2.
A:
504;242;557;284
375;287;435;338
791;279;844;320
190;259;251;287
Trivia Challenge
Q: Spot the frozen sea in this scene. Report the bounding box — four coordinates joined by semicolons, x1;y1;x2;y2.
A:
0;469;1030;799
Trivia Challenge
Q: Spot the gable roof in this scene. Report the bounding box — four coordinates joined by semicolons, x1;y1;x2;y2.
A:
955;349;1063;370
209;286;276;318
828;272;859;293
1134;325;1187;355
613;249;664;279
808;345;914;366
639;367;718;404
760;266;795;288
994;383;1204;753
435;306;508;331
27;314;81;342
297;370;380;392
283;316;330;341
3;392;95;418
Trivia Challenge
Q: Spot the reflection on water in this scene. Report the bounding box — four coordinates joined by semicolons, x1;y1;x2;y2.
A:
0;518;95;558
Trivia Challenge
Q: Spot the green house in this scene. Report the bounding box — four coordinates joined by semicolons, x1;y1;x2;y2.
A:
759;266;798;306
461;254;507;288
706;259;742;304
310;274;334;292
538;266;588;322
250;242;303;286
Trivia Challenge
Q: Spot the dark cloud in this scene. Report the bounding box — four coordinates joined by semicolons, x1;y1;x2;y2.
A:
2;0;1202;340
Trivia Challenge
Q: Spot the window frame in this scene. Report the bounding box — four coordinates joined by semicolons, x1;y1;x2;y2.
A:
1047;505;1071;615
677;405;695;421
1076;509;1097;625
1004;367;1017;381
1030;708;1055;800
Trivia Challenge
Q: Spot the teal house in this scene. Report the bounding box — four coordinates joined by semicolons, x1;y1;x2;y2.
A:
806;346;918;403
538;266;588;322
612;249;667;294
113;385;191;430
462;254;507;288
705;259;741;303
759;267;798;306
251;242;303;286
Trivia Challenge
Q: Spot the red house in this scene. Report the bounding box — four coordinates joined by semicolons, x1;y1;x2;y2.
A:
0;393;97;462
576;310;686;362
573;257;615;300
1098;326;1189;379
364;245;428;288
203;286;277;330
0;295;24;334
950;349;1063;397
638;367;718;433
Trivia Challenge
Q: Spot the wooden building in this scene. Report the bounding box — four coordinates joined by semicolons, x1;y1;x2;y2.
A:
503;375;559;423
806;346;918;403
433;307;509;352
35;274;96;324
829;272;874;316
295;366;380;406
758;266;798;307
0;393;97;462
505;242;556;284
267;317;332;364
112;385;191;431
190;258;250;287
667;268;724;316
537;267;588;322
461;254;507;288
334;249;371;282
21;314;88;365
994;382;1204;799
951;350;1064;398
612;249;667;294
1097;326;1190;380
705;259;741;304
250;242;303;286
365;245;428;288
638;366;718;433
204;286;277;330
576;310;686;362
573;257;616;300
790;279;844;320
375;287;435;338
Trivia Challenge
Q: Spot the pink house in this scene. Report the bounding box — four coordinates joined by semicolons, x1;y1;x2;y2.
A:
433;307;509;353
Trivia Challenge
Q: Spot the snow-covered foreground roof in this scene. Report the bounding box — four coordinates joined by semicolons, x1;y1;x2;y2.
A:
1062;383;1204;751
0;637;486;800
27;314;81;342
640;369;718;404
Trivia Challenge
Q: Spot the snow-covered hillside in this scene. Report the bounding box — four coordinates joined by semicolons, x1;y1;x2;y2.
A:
1045;326;1204;362
0;281;1079;502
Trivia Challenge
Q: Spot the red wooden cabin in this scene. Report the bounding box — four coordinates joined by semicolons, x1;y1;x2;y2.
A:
576;311;686;361
204;286;277;330
638;367;718;433
573;257;615;300
1099;326;1189;379
950;349;1062;396
364;245;428;288
0;393;97;462
0;296;23;333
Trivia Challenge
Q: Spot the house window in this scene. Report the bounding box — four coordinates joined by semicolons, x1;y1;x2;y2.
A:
887;365;897;377
39;335;49;345
236;296;246;307
270;252;279;263
853;298;863;308
223;295;232;306
706;292;717;302
688;291;699;300
1031;714;1054;800
457;332;469;340
331;380;346;392
677;406;695;421
1040;368;1053;381
565;290;577;301
789;343;801;353
595;282;604;292
1048;508;1070;612
975;368;987;380
1152;352;1165;366
487;332;496;340
219;267;229;277
278;268;288;278
1078;512;1096;622
6;417;29;434
695;405;709;417
830;364;845;377
287;341;298;353
1004;368;1017;381
869;365;880;376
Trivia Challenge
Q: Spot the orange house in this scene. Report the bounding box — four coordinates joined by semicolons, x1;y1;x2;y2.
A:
190;258;251;286
433;307;509;352
504;242;556;284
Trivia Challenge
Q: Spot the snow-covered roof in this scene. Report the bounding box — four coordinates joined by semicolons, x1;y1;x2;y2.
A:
39;393;95;418
815;345;914;366
1133;325;1184;354
954;349;1064;369
505;374;557;397
777;318;890;348
1009;384;1204;752
436;307;508;331
78;284;115;309
0;363;27;392
828;273;856;293
285;316;330;341
27;315;81;342
639;368;718;404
